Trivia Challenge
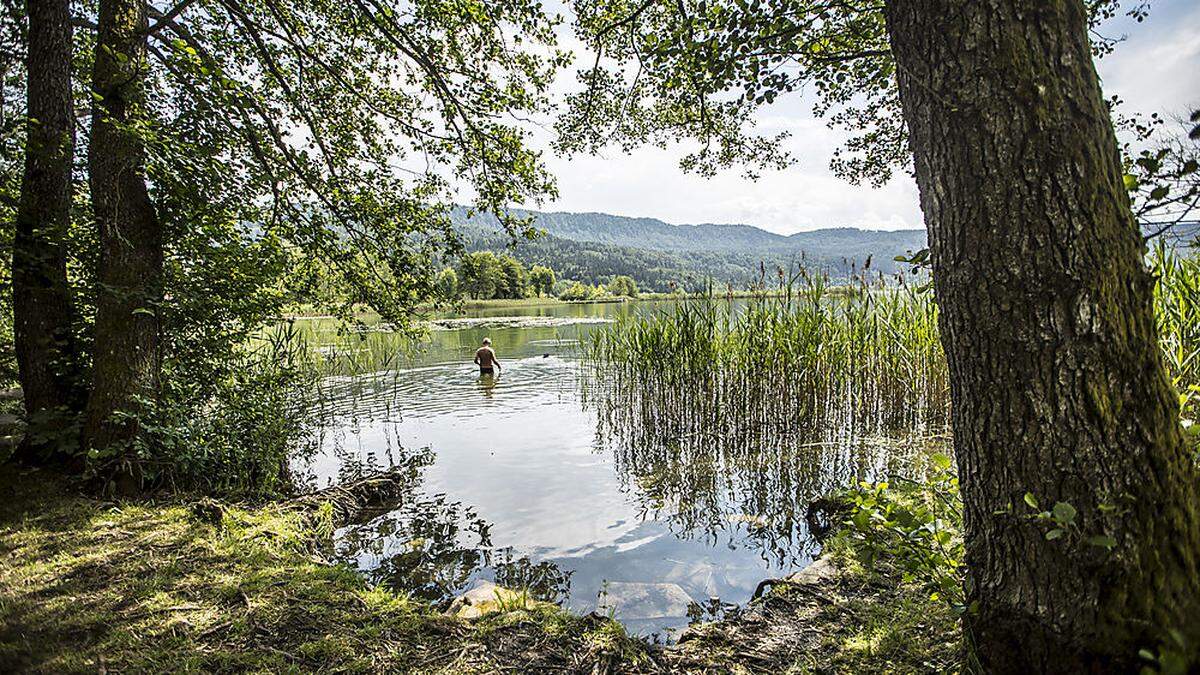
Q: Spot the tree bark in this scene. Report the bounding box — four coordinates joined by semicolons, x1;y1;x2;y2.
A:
84;0;164;480
883;0;1200;670
11;0;80;463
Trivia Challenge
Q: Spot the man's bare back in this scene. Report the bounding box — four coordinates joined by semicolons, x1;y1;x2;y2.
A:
474;338;500;374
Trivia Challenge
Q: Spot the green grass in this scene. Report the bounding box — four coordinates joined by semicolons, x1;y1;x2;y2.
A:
0;470;656;674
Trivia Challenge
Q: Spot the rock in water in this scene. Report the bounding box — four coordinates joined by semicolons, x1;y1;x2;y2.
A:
447;580;532;619
598;582;695;620
786;557;838;588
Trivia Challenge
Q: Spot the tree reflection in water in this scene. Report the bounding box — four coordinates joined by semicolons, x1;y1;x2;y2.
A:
329;445;573;606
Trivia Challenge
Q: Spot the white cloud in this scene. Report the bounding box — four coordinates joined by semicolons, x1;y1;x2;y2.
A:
1096;2;1200;117
531;0;1198;234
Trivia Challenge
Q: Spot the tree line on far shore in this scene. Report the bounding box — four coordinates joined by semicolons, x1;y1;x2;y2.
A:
434;251;638;301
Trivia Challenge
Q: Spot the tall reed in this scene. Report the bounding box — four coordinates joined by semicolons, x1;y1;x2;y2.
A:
583;270;950;563
586;269;949;441
1152;242;1200;425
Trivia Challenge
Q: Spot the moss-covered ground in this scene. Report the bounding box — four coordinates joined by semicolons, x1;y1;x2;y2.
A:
1;468;958;673
0;469;656;673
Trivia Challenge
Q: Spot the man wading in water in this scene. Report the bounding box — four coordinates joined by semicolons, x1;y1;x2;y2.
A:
474;337;501;376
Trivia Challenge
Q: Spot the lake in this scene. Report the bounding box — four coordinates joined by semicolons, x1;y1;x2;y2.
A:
291;298;943;639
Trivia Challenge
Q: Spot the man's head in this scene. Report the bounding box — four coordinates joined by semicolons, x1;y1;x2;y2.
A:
482;337;491;346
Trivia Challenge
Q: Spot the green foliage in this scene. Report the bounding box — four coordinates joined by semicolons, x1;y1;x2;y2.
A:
5;0;572;494
1138;630;1195;675
528;265;556;297
1151;243;1200;455
558;280;609;301
1115;105;1200;230
138;0;567;326
834;456;967;614
608;275;638;298
561;1;1145;184
498;255;529;300
458;251;536;300
434;267;459;300
113;324;319;497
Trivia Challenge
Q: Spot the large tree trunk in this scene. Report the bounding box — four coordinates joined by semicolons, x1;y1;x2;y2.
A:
884;0;1200;671
11;0;79;463
84;0;163;480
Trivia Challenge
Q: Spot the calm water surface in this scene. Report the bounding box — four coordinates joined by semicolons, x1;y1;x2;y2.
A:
292;299;936;638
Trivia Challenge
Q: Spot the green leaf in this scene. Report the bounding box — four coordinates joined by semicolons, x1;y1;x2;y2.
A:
1087;535;1117;549
1045;528;1064;540
1023;492;1039;509
1150;185;1170;201
1123;173;1139;191
1052;501;1077;525
930;453;952;470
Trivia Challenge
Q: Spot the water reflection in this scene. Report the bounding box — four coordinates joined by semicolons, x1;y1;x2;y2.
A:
293;300;951;637
477;372;498;400
331;445;575;606
586;365;947;568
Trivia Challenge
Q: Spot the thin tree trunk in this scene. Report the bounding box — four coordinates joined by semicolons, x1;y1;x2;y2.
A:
11;0;79;463
884;0;1200;670
84;0;163;484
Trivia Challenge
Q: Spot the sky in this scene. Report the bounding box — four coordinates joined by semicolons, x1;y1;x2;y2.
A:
530;1;1200;234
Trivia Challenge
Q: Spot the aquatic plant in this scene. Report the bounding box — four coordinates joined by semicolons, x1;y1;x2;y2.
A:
1151;242;1200;446
583;270;951;564
586;270;949;437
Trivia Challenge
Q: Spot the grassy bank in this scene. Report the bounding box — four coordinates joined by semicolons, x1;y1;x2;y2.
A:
0;470;654;673
1;468;961;673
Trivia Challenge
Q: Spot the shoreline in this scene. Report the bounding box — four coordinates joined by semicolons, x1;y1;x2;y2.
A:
0;469;954;673
279;288;860;321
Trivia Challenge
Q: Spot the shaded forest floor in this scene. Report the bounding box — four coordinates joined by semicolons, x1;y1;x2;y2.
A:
0;469;957;673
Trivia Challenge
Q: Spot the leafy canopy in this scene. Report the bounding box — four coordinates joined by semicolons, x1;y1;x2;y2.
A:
558;0;1148;185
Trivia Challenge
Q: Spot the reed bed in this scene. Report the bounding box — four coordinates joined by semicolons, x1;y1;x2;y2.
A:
1152;243;1200;421
581;250;1200;563
582;271;950;564
586;270;949;442
588;247;1200;446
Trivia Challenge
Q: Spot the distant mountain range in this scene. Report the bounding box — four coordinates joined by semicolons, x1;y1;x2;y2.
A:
450;206;927;292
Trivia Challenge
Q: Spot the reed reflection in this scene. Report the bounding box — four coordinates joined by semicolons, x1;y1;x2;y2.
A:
583;282;952;567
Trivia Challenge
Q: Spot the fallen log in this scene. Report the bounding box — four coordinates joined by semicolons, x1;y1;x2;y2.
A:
286;467;417;527
189;466;419;530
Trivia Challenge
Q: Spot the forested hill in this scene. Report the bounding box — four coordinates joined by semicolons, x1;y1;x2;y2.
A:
452;206;926;256
451;206;928;292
